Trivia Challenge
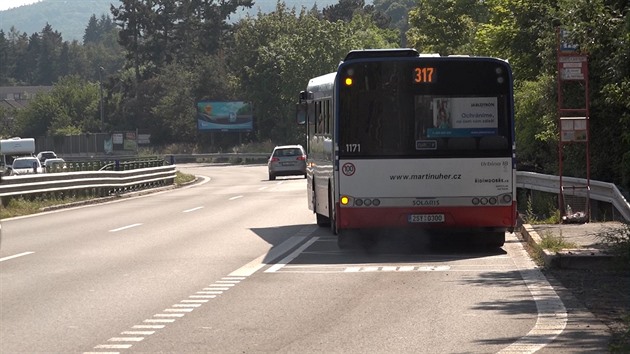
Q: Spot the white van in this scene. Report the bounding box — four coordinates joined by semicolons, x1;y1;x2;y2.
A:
8;156;43;175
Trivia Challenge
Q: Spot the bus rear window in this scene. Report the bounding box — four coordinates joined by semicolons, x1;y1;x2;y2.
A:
338;59;512;158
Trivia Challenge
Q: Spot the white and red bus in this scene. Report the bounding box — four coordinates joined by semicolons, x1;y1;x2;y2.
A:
297;49;517;248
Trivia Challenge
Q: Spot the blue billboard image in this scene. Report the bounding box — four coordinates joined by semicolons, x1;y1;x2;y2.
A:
197;101;253;132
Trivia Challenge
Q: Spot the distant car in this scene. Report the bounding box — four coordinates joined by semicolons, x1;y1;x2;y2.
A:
36;151;57;163
267;145;307;181
9;156;43;175
43;157;67;172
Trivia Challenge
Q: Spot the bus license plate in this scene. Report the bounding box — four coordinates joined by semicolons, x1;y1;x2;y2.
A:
408;214;444;223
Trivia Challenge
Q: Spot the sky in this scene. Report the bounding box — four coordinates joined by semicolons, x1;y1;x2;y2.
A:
0;0;42;11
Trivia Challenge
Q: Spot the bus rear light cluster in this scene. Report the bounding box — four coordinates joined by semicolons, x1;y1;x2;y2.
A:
350;198;381;207
472;194;512;206
472;197;489;205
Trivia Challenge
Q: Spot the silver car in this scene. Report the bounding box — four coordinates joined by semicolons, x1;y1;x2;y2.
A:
36;150;57;163
267;145;307;180
43;157;67;172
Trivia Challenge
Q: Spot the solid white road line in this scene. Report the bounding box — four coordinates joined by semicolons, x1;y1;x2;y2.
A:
498;233;568;353
228;225;318;277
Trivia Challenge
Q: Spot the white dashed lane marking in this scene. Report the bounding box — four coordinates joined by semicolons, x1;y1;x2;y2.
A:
85;225;317;354
109;223;143;233
0;251;35;262
183;206;204;213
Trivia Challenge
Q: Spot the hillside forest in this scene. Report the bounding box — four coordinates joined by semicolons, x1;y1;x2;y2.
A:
0;0;628;190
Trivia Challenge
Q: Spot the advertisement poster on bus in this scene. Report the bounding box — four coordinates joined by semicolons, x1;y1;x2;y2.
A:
339;158;512;204
197;101;253;132
426;97;498;138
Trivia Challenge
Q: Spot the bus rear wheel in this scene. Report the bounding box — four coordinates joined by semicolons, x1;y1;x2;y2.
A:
316;212;330;226
484;232;505;248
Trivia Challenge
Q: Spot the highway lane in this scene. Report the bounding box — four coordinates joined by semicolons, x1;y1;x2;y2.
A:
0;164;314;353
0;164;609;353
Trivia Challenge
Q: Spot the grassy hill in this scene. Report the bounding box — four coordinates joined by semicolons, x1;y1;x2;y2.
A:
0;0;336;42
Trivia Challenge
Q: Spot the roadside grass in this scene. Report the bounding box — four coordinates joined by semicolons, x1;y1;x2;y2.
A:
539;230;578;252
522;195;562;225
174;170;196;185
0;170;196;219
0;195;94;218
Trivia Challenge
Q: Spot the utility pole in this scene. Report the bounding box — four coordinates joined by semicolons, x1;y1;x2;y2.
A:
99;66;105;132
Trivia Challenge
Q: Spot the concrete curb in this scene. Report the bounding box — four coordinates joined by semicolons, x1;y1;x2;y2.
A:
519;224;614;269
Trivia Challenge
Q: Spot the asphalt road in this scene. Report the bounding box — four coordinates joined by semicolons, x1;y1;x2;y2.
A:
0;164;610;353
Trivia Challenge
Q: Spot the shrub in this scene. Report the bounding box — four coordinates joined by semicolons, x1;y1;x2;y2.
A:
598;223;630;270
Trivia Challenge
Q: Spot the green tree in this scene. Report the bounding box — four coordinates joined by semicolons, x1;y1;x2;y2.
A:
322;0;389;29
15;75;100;137
112;0;153;84
407;0;487;55
228;3;398;143
4;28;30;85
372;0;415;45
84;14;117;45
472;0;555;82
36;24;63;85
148;64;198;144
513;75;558;173
0;31;9;85
84;15;101;44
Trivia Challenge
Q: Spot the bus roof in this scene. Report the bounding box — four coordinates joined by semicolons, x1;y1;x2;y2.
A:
307;72;336;93
343;48;419;61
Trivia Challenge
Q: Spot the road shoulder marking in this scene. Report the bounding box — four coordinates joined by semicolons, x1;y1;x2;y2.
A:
499;232;567;353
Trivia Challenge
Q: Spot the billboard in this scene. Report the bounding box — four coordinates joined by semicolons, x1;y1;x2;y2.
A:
197;101;253;132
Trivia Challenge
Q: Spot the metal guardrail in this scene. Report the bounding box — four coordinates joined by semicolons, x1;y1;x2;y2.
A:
0;165;177;198
516;171;630;222
166;153;269;164
2;155;627;223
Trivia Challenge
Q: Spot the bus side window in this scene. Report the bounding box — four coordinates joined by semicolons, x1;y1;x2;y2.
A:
325;99;331;135
316;101;324;134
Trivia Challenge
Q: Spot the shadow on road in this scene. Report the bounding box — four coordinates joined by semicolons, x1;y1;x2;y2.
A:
251;224;507;266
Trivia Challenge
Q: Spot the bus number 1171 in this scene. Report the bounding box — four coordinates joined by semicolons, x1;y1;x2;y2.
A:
345;144;361;153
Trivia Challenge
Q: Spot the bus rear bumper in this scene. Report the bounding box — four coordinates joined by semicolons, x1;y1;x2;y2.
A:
337;205;516;231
